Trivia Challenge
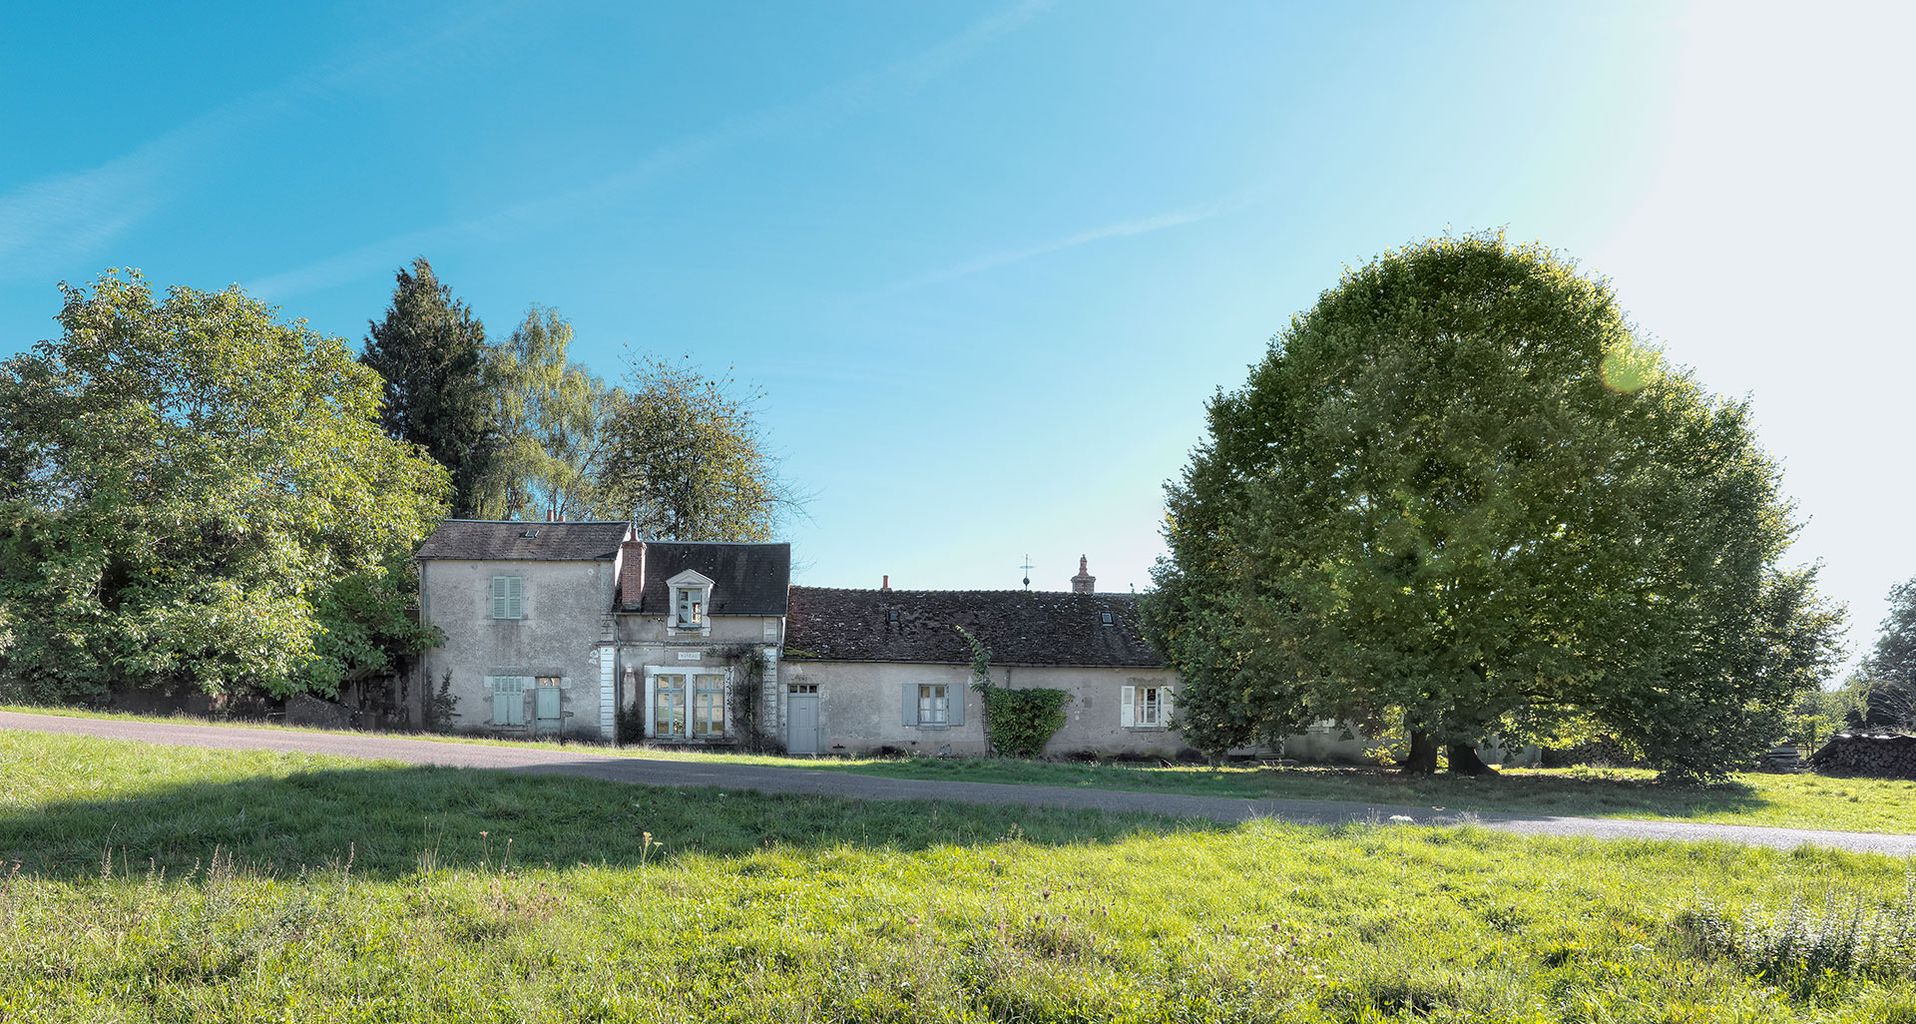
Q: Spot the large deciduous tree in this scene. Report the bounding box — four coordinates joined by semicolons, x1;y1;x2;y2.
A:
1145;235;1844;780
1860;580;1916;728
593;356;791;541
474;306;616;521
0;270;449;703
361;258;494;515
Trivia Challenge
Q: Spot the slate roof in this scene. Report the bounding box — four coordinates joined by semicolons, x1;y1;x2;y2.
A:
784;586;1166;668
417;520;630;561
622;542;792;616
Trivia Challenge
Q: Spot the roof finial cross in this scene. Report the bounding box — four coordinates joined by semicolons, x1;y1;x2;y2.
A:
1019;554;1034;591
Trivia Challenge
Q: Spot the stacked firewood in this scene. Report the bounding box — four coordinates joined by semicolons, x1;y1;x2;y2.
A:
1808;732;1916;779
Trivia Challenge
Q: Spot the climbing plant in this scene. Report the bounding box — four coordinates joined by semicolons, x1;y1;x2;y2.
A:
958;626;1069;758
719;643;773;752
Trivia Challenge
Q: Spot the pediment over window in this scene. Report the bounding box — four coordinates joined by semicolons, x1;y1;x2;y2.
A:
667;570;715;630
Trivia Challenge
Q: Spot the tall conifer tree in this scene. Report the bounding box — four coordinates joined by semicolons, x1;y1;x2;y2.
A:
362;258;494;515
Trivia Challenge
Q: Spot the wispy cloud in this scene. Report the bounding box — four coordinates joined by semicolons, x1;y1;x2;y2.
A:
0;6;519;282
247;0;1055;301
889;185;1274;291
0;102;268;279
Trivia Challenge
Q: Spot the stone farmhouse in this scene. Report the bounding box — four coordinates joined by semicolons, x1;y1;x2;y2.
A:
414;519;1186;757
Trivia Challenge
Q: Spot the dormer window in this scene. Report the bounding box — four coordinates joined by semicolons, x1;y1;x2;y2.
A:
665;569;715;632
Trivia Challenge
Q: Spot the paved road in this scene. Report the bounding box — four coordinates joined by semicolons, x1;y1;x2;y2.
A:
5;710;1912;856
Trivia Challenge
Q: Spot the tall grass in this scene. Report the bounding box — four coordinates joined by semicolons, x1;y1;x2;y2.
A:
1685;875;1916;995
2;730;1914;1022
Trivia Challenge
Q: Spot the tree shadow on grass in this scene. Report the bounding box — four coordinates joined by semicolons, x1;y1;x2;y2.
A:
811;758;1775;822
0;762;1227;881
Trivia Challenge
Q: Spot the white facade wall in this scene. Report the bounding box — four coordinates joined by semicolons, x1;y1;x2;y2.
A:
418;557;617;739
613;613;784;744
781;659;1188;758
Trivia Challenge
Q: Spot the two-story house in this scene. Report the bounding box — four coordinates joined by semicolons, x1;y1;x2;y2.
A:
416;520;789;743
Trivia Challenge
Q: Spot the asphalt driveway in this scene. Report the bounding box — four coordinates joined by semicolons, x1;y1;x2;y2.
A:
4;710;1911;856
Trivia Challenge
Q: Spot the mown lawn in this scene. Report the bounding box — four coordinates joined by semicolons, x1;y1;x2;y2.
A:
7;703;1913;834
1;730;1913;1022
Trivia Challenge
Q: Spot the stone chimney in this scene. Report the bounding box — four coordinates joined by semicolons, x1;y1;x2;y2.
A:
1070;555;1096;594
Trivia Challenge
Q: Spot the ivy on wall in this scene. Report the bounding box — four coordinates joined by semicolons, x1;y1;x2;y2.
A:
958;626;1069;758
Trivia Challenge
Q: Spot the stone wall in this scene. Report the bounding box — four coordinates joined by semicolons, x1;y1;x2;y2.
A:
1809;732;1916;779
418;557;617;739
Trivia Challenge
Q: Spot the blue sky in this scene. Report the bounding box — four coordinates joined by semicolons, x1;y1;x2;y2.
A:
2;2;1911;670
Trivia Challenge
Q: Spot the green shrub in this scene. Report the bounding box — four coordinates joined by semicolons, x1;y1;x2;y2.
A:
981;687;1070;758
957;624;1070;757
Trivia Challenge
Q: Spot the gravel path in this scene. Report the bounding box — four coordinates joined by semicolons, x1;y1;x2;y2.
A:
5;710;1911;856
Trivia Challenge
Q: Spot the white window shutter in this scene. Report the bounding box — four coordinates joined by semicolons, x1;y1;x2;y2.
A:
902;682;918;726
1160;687;1174;726
1120;686;1136;728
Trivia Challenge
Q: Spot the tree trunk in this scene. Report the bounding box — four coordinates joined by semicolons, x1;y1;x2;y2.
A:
1447;742;1499;776
1402;730;1440;774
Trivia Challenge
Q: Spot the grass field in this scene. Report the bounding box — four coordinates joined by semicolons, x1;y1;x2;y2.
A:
2;729;1914;1022
7;703;1914;834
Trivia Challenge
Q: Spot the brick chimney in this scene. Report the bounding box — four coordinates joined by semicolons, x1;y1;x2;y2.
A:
881;575;890;592
618;538;645;608
1070;555;1096;594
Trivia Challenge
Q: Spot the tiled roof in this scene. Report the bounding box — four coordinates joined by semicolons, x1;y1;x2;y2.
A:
621;541;792;616
784;586;1165;668
417;520;630;561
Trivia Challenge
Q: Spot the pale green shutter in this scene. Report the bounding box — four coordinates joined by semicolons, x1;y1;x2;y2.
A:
488;676;508;724
947;685;965;727
901;682;918;726
491;577;507;618
489;676;527;725
507;576;523;619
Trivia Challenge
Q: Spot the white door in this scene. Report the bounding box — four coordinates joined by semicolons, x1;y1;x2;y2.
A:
786;694;820;755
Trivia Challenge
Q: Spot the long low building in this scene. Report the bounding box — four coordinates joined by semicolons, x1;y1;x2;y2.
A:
414;520;1191;758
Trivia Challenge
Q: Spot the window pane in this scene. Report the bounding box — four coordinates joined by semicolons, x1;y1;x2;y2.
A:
693;691;724;737
917;684;948;725
654;675;687;737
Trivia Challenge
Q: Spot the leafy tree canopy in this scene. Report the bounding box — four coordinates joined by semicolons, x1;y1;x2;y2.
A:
1145;235;1844;780
362;258;494;516
0;270;449;702
1860;579;1916;728
474;305;617;521
593;355;793;540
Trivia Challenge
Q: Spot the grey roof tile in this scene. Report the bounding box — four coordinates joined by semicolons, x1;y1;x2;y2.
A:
784;586;1165;668
417;520;629;561
621;542;792;616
